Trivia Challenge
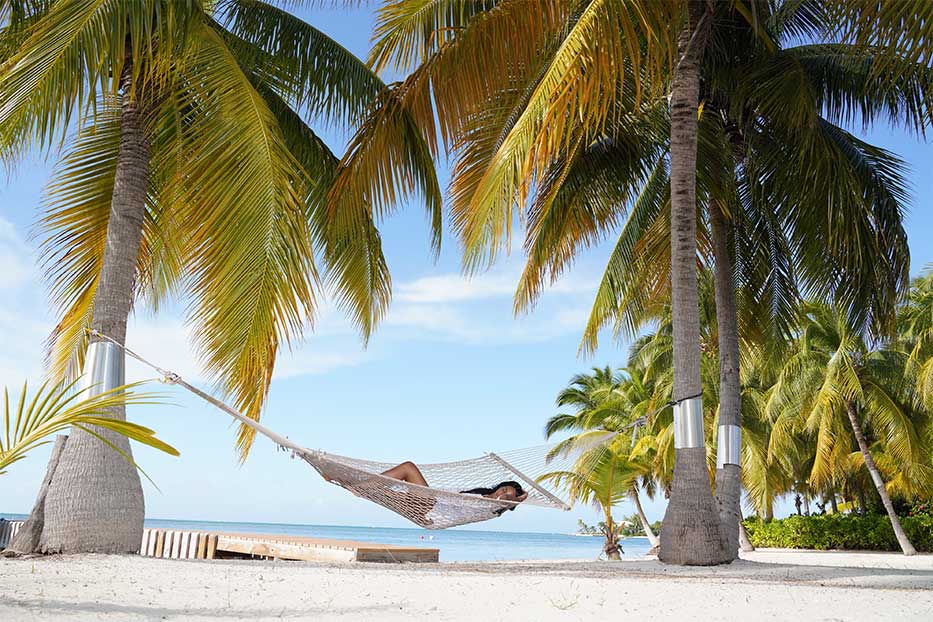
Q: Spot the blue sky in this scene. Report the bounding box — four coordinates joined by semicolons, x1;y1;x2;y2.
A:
1;6;932;534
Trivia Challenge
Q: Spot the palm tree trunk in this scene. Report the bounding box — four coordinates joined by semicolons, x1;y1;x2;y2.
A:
829;492;838;514
709;199;742;560
603;514;621;560
8;435;68;554
738;521;755;552
39;51;150;554
659;0;724;566
631;486;659;547
802;493;810;516
844;400;916;555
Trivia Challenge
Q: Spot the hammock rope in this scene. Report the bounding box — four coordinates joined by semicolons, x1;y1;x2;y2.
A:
87;330;577;529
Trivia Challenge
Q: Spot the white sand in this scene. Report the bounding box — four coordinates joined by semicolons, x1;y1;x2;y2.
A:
2;550;931;621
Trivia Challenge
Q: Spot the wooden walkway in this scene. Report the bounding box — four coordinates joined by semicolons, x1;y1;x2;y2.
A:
2;521;438;563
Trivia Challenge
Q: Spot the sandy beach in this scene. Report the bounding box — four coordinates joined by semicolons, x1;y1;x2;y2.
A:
1;550;931;621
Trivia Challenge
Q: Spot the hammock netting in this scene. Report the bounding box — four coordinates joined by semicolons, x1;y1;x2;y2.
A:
295;446;576;529
86;330;577;530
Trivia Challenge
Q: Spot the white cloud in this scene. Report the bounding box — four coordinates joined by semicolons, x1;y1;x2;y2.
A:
273;347;371;379
381;301;591;346
124;315;202;383
0;307;50;382
0;217;50;382
395;265;597;305
0;216;37;289
124;313;371;384
381;264;599;345
396;272;517;303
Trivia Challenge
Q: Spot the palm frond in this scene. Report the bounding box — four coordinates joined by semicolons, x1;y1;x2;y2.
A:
1;380;178;476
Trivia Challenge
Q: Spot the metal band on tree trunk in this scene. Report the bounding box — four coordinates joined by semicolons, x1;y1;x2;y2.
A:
83;340;125;397
673;396;704;449
716;424;742;468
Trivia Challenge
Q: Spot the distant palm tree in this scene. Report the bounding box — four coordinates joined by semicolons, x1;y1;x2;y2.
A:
901;270;933;409
769;303;933;555
545;366;660;547
540;443;635;560
0;1;438;553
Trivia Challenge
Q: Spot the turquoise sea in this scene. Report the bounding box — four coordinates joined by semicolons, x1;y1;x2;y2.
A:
2;513;652;562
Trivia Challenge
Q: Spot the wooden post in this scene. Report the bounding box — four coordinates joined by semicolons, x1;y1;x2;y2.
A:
155;530;165;557
140;529;150;556
206;534;217;560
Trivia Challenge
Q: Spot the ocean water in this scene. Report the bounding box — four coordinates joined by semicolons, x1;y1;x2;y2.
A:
1;513;651;562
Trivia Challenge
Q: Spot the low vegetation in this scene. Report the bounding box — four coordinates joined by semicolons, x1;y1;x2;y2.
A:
744;513;933;553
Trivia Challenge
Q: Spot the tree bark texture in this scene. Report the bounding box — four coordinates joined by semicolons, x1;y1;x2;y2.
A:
659;0;726;566
844;401;916;555
632;487;660;547
7;436;69;554
40;52;150;554
710;199;742;560
738;522;755;553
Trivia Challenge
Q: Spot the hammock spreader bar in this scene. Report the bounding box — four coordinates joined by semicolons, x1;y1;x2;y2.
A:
487;452;570;511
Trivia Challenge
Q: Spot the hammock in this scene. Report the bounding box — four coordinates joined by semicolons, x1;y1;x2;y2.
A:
89;332;573;529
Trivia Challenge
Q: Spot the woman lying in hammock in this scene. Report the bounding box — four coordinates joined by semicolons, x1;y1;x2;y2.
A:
382;461;528;510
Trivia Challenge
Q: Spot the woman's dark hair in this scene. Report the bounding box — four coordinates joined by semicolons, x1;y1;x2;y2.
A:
460;481;526;515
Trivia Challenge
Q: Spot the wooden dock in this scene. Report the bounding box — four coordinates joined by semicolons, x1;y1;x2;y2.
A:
2;521;438;563
139;528;439;563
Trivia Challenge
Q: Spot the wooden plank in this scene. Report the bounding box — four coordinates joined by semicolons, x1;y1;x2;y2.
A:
206;534;217;560
196;534;207;560
169;531;181;559
215;536;356;563
179;532;190;559
187;533;199;559
210;531;438;553
155;531;165;558
140;529;150;556
147;530;157;557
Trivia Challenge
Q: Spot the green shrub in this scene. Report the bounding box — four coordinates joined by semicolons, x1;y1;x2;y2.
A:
743;514;933;552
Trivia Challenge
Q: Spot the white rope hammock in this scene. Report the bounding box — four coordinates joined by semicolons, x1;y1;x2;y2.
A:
89;331;573;529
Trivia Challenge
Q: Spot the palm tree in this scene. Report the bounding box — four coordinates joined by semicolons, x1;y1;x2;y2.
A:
540;441;637;560
545;366;660;547
769;302;931;555
517;2;924;557
352;0;929;564
901;270;933;408
353;0;730;565
0;2;438;553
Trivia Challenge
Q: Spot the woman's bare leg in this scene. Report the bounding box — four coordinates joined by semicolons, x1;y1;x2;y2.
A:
381;461;428;487
380;461;436;527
